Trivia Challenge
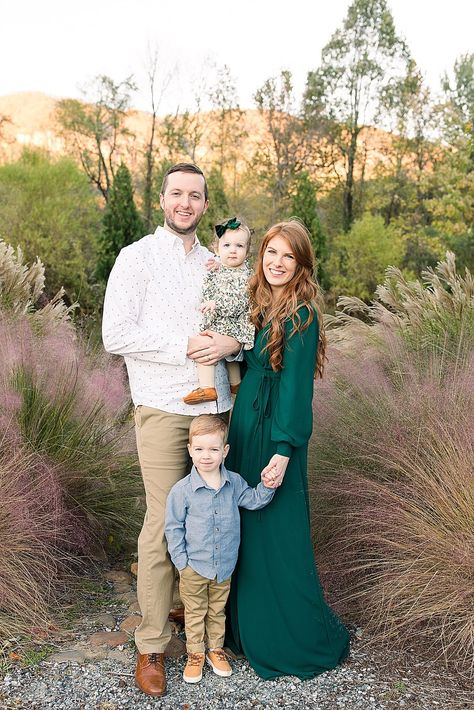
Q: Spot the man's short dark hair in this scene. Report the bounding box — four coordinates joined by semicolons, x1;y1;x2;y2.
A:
160;163;208;201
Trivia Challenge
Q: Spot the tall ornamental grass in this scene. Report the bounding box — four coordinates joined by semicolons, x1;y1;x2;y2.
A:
0;241;143;637
311;253;474;677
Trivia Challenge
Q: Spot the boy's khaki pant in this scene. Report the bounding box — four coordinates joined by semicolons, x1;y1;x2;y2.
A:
134;405;194;654
179;566;231;653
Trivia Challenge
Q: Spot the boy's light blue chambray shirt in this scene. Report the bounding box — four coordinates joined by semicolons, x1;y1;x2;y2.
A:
165;464;275;583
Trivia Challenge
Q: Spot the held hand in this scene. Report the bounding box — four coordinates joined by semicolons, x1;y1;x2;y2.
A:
187;331;240;365
261;465;280;489
205;258;220;272
200;300;217;315
261;455;290;487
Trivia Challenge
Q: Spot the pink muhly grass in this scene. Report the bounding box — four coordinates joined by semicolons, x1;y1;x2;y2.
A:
0;448;75;636
310;331;474;676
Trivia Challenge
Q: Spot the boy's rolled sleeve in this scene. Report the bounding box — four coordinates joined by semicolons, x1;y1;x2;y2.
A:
164;488;188;570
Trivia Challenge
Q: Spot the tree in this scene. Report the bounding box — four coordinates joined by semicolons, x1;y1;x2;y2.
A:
141;47;173;233
290;172;328;289
253;70;307;220
0;149;101;309
56;75;137;201
197;167;230;248
328;213;404;301
96;163;144;283
207;65;247;197
303;0;411;231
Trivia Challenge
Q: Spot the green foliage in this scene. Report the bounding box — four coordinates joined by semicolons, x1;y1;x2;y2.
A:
96;163;144;283
327;213;404;301
290;172;328;289
0;150;101;310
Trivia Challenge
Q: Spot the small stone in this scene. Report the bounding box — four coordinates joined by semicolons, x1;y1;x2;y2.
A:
130;562;138;577
96;613;116;629
119;616;141;634
49;649;86;664
89;631;129;648
128;601;141;614
163;635;186;658
104;570;132;585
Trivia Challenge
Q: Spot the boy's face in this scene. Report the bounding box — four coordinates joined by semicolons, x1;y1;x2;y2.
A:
188;431;229;475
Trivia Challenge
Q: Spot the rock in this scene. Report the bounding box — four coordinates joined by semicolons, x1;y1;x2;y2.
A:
163;635;186;658
119;616;141;634
116;591;137;604
113;582;133;594
49;649;86;664
104;570;132;585
130;562;138;577
83;646;108;661
128;601;141;614
96;613;116;629
89;631;129;648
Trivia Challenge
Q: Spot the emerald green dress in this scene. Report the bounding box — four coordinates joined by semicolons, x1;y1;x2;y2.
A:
225;306;350;680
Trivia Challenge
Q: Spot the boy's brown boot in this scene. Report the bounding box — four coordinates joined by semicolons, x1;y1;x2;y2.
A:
183;652;205;683
183;387;217;404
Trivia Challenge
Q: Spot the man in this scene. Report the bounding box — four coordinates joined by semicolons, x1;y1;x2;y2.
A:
102;163;241;697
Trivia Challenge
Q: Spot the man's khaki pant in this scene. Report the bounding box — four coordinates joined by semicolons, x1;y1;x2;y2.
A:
179;566;231;653
134;405;194;654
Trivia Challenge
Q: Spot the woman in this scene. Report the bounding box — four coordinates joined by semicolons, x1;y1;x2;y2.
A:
225;220;350;679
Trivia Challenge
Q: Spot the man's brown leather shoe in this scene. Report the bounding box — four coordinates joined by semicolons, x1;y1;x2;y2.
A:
183;387;217;404
168;606;185;626
135;652;166;697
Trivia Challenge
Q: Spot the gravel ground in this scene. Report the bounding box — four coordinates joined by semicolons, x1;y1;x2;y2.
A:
1;569;471;710
1;636;471;710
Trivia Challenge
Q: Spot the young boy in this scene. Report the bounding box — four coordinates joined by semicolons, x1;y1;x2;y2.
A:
165;414;276;683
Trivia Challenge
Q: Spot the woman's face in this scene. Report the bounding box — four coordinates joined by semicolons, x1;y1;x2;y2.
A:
262;235;297;294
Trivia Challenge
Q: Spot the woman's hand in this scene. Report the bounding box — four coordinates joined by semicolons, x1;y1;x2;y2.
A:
261;454;290;487
187;331;241;365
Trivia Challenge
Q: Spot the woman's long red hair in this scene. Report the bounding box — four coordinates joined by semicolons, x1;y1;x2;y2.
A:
249;220;326;377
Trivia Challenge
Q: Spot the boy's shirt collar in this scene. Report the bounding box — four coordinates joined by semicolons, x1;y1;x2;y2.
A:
190;464;230;492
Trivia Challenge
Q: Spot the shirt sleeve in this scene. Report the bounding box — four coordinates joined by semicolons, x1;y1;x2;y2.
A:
232;473;275;510
271;305;319;457
201;272;218;302
164;488;188;571
102;248;188;366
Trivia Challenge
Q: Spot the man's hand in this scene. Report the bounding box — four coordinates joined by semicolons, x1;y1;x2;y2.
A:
187;330;240;365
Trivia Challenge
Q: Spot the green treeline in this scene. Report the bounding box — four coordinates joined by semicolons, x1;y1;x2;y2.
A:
0;0;473;314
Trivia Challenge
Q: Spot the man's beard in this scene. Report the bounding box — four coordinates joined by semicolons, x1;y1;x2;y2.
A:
165;212;203;236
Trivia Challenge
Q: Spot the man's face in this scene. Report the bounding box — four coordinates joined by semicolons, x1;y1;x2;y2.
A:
160;171;208;237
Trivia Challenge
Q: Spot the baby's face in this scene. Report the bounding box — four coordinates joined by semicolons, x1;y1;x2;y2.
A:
216;229;249;268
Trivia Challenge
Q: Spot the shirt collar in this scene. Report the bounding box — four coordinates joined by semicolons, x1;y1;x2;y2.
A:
190;464;230;492
154;225;201;252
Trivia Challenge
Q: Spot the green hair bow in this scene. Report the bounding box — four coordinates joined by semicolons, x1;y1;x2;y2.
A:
215;217;241;238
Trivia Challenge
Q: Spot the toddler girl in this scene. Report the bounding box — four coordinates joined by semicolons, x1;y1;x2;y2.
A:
183;217;254;404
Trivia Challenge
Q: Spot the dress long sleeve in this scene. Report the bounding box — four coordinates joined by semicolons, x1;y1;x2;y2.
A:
271;306;319;457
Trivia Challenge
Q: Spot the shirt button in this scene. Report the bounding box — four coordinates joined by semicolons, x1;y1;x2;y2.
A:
216;528;219;531
215;511;218;514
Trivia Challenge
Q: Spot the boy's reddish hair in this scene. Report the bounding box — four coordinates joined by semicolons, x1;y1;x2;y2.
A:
188;414;228;444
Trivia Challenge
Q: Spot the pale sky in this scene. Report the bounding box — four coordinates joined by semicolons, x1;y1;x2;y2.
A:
2;0;473;114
